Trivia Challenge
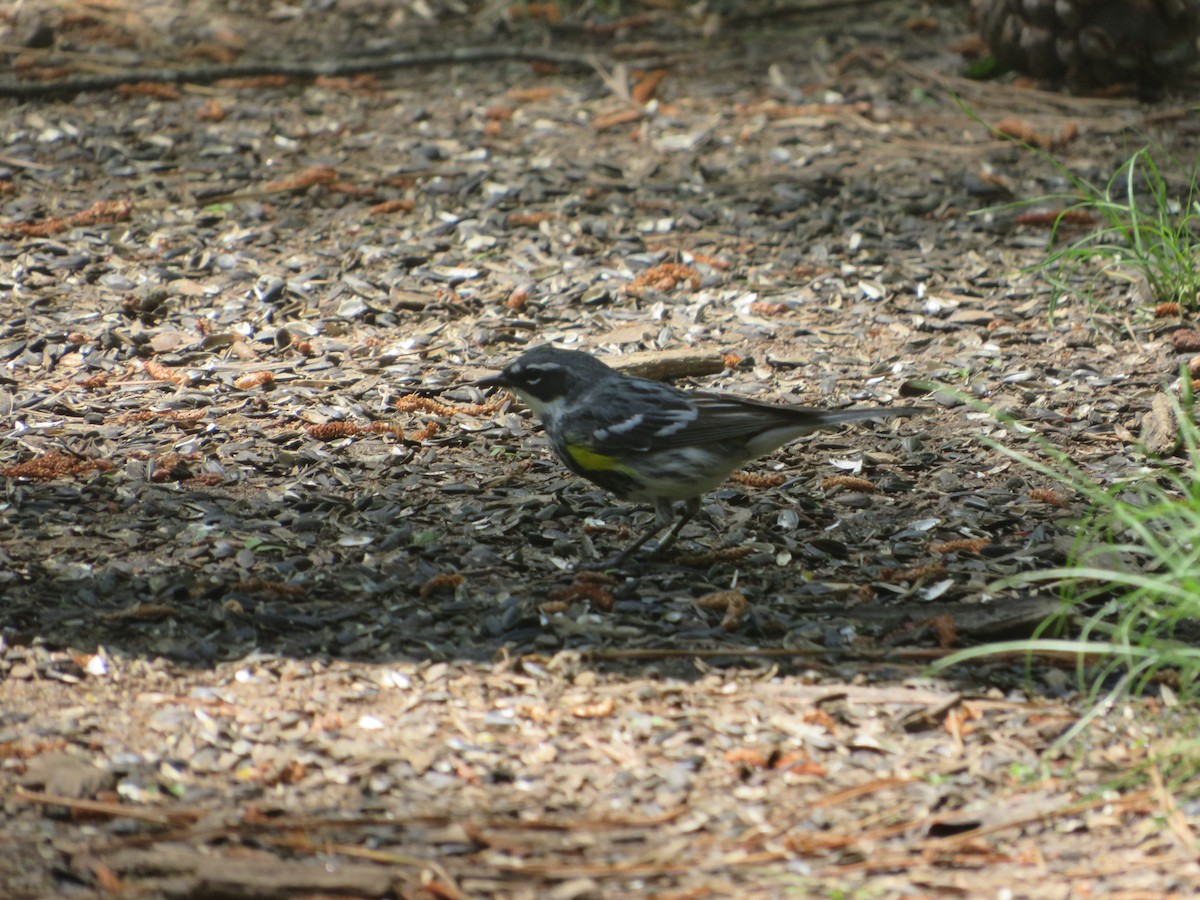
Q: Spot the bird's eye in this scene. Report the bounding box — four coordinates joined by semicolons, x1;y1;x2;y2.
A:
526;375;542;386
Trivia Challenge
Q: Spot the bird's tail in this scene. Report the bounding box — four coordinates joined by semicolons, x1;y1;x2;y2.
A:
815;405;926;427
743;404;926;458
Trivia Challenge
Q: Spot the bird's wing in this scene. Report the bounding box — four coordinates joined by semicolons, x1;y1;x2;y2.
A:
572;382;834;453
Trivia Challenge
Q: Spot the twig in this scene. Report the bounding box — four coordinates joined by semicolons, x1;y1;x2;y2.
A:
11;787;204;826
727;0;893;25
1148;763;1198;855
583;646;945;663
884;53;1153;114
809;775;918;810
0;153;53;171
82;807;690;856
918;788;1156;853
305;845;465;900
0;48;598;99
490;850;787;880
787;788;1159;876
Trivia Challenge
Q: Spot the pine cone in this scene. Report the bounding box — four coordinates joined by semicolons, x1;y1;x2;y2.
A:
972;0;1200;88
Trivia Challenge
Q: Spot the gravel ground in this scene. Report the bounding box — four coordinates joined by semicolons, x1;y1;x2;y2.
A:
2;2;1199;897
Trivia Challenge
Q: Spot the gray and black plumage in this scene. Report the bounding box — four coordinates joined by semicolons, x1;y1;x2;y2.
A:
478;345;924;565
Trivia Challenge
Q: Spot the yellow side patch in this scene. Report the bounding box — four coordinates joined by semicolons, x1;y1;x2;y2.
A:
566;443;626;473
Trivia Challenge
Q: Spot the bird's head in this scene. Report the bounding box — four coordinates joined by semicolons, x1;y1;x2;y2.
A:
476;345;609;423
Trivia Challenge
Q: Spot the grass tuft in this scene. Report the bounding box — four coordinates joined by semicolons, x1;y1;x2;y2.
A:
932;378;1200;723
962;101;1200;315
1033;147;1200;315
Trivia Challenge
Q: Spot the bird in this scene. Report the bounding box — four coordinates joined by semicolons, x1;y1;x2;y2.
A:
477;345;925;566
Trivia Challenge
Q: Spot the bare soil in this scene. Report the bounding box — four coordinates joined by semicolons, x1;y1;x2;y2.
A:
2;2;1199;898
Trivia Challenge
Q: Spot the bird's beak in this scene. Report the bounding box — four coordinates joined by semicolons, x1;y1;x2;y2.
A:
475;372;509;390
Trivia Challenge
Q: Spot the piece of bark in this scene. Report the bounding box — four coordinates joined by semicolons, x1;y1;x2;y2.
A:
1140;392;1178;456
610;348;728;382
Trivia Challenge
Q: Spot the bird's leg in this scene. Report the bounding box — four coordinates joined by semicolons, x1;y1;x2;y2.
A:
651;496;700;557
605;499;677;568
606;497;699;568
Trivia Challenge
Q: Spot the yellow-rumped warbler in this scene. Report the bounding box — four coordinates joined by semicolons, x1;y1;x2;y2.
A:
478;345;924;565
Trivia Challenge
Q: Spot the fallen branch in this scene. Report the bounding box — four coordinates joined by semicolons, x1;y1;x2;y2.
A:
0;48;597;100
